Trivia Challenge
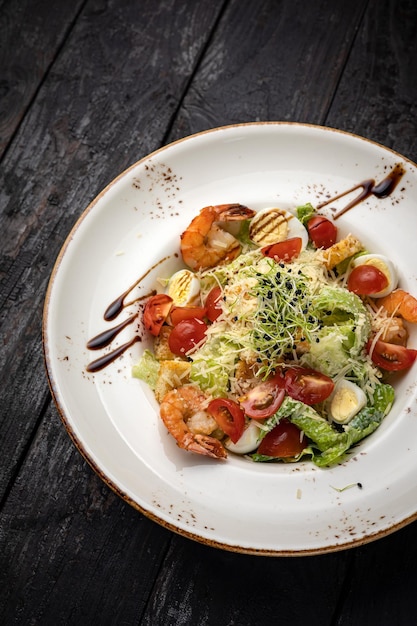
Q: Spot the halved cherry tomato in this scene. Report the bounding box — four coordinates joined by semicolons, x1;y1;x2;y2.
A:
168;318;208;356
143;294;173;336
207;398;245;443
307;216;337;249
170;305;207;326
205;286;223;322
257;419;307;458
347;265;388;295
239;374;285;419
367;339;417;371
261;237;302;263
284;366;334;405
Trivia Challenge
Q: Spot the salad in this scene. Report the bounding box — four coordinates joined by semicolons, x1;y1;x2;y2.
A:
133;202;417;467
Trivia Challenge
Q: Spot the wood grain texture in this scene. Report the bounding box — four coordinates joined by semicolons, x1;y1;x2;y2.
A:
0;0;85;156
142;536;349;625
167;0;367;141
0;405;172;624
327;0;417;160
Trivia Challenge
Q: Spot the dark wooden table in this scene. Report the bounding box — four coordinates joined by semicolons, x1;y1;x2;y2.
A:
2;0;417;623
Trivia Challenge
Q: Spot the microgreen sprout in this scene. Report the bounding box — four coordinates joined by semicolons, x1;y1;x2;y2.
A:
251;261;320;376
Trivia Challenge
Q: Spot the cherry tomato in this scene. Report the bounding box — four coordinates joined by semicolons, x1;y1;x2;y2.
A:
257;419;307;458
307;216;337;249
347;265;388;295
207;398;245;443
239;374;285;419
284;366;334;405
205;286;223;322
170;305;207;326
367;339;417;371
168;318;208;356
143;294;173;336
261;237;302;263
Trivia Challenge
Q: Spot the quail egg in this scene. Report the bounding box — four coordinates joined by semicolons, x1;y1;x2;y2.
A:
328;379;367;424
166;269;201;306
249;207;309;249
350;254;398;298
224;420;262;454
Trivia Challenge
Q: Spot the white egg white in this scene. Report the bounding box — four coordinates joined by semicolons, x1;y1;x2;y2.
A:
224;420;262;454
350;253;398;298
328;379;367;424
249;207;309;249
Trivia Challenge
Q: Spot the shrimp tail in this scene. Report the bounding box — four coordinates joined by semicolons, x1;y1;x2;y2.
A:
379;289;417;322
182;433;228;459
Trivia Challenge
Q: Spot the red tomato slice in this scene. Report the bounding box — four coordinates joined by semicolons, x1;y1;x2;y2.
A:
170;305;207;326
307;216;337;249
284;366;334;405
347;265;389;295
205;286;223;322
367;339;417;371
239;374;285;419
168;318;208;356
257;419;307;458
207;398;245;443
143;294;173;336
261;237;302;262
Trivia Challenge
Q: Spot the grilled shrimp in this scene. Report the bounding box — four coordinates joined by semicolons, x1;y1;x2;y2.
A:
159;386;227;458
180;204;256;270
379;289;417;322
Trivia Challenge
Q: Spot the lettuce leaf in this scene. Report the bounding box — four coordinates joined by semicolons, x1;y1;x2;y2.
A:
190;336;238;396
132;349;159;389
296;202;316;225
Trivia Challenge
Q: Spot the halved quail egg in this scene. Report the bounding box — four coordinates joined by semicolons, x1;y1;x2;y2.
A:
328;379;367;424
224;420;262;454
350;254;398;298
249;207;309;249
166;269;201;306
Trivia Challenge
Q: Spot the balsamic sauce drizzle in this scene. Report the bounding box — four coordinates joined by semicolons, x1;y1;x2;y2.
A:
86;255;171;372
86;164;406;372
318;162;405;218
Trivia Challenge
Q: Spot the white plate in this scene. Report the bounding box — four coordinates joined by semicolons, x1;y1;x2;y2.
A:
43;122;417;555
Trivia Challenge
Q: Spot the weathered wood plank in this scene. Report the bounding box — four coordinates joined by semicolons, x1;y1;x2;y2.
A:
0;0;224;500
326;0;417;162
142;535;349;625
0;0;86;156
167;0;367;142
0;405;172;624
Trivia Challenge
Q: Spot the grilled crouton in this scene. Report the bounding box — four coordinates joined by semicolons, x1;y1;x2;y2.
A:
154;326;176;360
154;360;191;403
322;234;363;270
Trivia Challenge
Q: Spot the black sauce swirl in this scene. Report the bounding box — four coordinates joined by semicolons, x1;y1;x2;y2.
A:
86;255;171;372
318;163;405;218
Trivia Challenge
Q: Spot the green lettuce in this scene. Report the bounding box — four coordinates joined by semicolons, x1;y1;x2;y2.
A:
296;202;316;225
132;349;159;389
190;336;238;397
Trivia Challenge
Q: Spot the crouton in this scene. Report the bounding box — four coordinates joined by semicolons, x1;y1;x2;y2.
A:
322;234;363;270
154;360;191;403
